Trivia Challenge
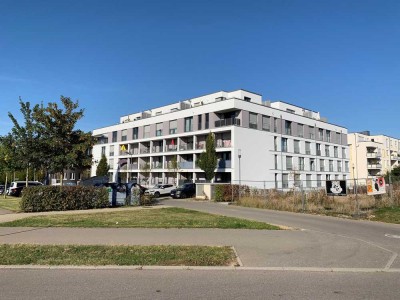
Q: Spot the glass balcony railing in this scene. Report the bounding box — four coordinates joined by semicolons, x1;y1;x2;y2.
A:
217;160;231;168
215;118;240;128
179;161;194;169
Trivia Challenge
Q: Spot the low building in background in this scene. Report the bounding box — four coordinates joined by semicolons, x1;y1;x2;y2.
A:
91;89;350;189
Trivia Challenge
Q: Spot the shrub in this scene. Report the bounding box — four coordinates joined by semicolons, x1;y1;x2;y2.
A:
20;186;109;212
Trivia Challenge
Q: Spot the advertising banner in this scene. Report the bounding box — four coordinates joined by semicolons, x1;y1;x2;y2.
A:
367;177;386;195
326;180;347;196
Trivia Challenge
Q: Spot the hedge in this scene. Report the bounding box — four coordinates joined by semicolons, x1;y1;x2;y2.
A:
20;186;109;212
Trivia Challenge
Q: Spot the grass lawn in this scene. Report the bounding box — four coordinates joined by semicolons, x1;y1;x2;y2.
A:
0;244;237;266
0;196;21;212
0;207;280;229
371;207;400;224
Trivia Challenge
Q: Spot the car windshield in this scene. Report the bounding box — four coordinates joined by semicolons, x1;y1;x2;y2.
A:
152;185;162;189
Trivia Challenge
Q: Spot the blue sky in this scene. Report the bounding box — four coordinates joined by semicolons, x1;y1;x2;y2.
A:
0;0;399;138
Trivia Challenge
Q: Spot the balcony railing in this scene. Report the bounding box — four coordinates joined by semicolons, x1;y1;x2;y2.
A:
140;148;150;154
215;118;240;128
165;145;177;152
216;140;232;148
179;161;194;169
367;153;381;158
196;142;206;150
179;143;194;151
367;164;382;169
217;160;231;168
152;162;163;169
152;146;163;153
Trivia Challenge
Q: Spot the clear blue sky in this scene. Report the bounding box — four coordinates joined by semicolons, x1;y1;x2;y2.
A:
1;0;399;138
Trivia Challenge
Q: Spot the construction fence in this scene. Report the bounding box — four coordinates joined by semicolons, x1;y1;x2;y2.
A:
195;178;400;216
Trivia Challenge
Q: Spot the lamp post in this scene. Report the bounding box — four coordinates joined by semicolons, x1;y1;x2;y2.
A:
238;149;242;201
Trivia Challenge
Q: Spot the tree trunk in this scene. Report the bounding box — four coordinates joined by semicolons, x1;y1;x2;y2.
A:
4;173;8;199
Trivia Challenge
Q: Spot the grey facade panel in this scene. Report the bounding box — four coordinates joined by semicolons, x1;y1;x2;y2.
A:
242;111;249;128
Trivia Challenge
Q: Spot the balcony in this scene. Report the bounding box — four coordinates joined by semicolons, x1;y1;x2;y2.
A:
179;161;194;169
216;140;232;148
152;146;163;153
367;164;382;169
140;147;150;154
165;145;177;152
217;160;232;168
215;118;240;128
152;162;163;169
196;142;206;150
367;153;381;158
179;143;194;151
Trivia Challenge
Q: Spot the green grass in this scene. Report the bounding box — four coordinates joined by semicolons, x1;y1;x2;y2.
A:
0;207;280;229
371;207;400;224
0;244;237;266
0;196;21;212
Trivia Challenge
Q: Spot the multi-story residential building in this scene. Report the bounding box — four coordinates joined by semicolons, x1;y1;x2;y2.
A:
91;89;350;189
348;132;400;180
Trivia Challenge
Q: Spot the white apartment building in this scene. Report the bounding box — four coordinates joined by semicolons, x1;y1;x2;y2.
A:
91;89;350;189
348;132;400;180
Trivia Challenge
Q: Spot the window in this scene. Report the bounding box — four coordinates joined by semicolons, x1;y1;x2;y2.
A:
287;108;295;113
342;147;346;159
274;118;278;132
318;128;324;141
305;142;311;155
169;120;177;134
336;132;341;144
345;161;349;172
101;146;105;155
249;113;258;129
132;127;138;139
306;174;312;188
70;173;75;180
274;155;278;169
244;96;251;102
143;125;150;138
282;174;289;188
337;161;342;172
112;131;117;143
286;156;293;170
325;145;330;157
294;174;301;187
205;113;209;129
317;175;322;187
329;160;334;172
294;140;300;154
281;138;288;152
285;120;292;135
109;158;114;169
121;129;127;141
333;146;338;158
309;126;314;139
298;157;305;170
156;123;163;136
262;115;270;131
326;130;331;142
310;158;315;171
184;117;193;132
109;145;114;157
316;143;321;156
198;115;202;130
274;137;278;151
297;124;304;137
320;159;325;171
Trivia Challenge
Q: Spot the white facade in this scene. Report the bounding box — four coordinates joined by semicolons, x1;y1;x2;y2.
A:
92;89;350;189
348;132;400;180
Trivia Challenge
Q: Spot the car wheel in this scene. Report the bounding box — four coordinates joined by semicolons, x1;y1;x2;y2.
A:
154;192;160;198
180;193;186;199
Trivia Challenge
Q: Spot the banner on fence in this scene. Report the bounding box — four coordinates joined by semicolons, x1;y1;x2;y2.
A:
326;180;347;196
367;177;386;195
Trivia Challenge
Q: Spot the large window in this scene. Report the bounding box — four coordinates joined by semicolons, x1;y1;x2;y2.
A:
285;120;292;135
184;117;193;132
286;156;293;170
294;140;300;154
310;158;315;171
325;145;330;157
326;130;331;142
316;143;321;156
281;138;288;152
298;157;305;170
205;113;209;129
169;120;177;134
156;123;163;136
262;115;270;131
109;145;114;157
309;126;314;139
274;118;278;132
297;124;304;137
112;131;117;143
198;115;202;130
143;125;150;138
334;146;338;158
249;113;258;129
318;128;324;141
101;146;105;155
320;159;325;171
121;129;127;141
305;142;311;155
132;127;138;140
282;174;289;188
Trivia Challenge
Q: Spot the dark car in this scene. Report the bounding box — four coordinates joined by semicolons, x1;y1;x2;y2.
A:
170;183;196;199
8;181;43;197
0;185;5;195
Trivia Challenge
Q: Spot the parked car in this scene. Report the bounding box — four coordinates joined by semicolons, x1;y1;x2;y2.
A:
8;181;43;197
145;184;175;198
0;184;6;195
170;183;196;199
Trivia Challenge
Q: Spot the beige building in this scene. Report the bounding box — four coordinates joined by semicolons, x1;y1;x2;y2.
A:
348;131;400;181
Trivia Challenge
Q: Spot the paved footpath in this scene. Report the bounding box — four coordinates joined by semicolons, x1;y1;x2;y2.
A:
0;200;399;271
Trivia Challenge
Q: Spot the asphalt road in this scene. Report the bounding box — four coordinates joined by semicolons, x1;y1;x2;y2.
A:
1;269;400;300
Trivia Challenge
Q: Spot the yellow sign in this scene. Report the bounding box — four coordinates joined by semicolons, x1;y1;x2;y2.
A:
120;145;126;151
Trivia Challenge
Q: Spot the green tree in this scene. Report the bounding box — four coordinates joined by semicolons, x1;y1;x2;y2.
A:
8;98;41;186
0;134;20;198
385;165;400;183
96;154;109;176
140;161;151;186
33;96;94;186
196;132;218;181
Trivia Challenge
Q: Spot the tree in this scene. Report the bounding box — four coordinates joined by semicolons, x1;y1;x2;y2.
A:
8;98;41;186
196;132;218;181
96;154;109;176
167;155;180;185
385;165;400;183
33;96;94;186
0;134;20;198
140;161;151;186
